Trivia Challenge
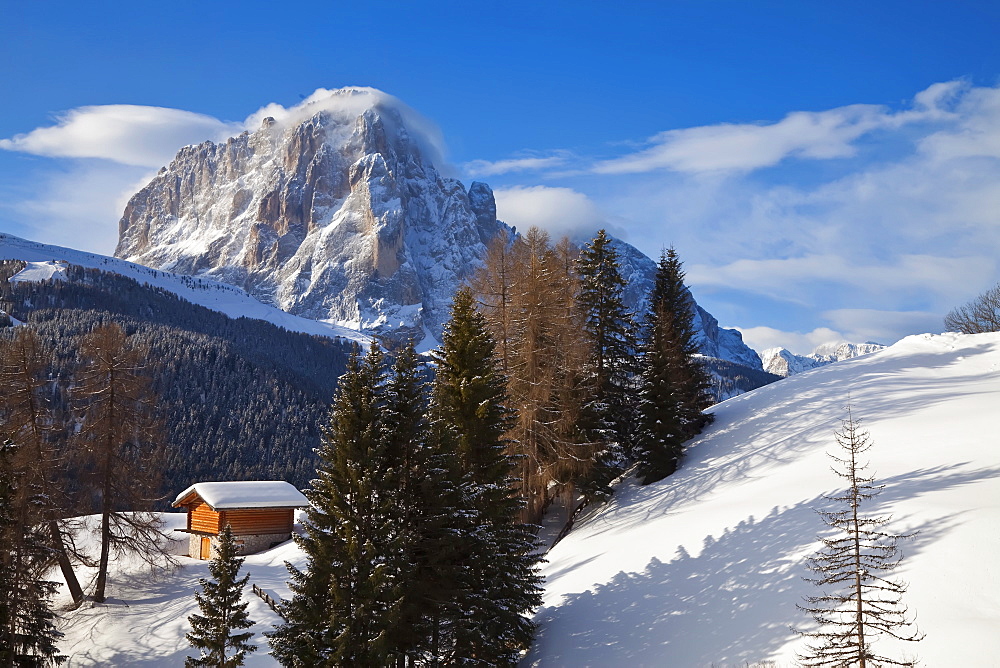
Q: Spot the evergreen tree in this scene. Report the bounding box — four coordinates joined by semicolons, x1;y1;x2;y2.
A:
797;407;924;667
185;524;256;667
0;440;66;667
269;343;402;666
431;287;543;665
636;248;714;485
576;229;639;499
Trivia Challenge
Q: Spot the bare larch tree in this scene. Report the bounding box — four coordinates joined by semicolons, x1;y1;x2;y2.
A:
0;327;86;605
944;281;1000;334
798;407;924;667
73;322;170;602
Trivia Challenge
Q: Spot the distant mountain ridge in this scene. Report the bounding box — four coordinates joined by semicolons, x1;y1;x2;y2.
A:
760;341;886;377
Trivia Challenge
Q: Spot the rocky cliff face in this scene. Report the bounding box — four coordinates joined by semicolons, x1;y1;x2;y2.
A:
116;90;504;340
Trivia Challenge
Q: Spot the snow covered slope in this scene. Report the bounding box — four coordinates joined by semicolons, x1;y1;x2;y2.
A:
50;332;999;665
527;332;1000;666
0;232;364;343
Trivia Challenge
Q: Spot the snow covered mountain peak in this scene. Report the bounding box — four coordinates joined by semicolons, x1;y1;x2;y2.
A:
115;92;503;341
760;340;887;377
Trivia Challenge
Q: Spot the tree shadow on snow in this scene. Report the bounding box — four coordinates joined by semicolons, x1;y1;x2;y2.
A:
524;463;999;667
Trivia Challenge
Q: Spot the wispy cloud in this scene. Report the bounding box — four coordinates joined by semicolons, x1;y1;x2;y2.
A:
0;161;156;254
736;326;848;356
464;151;573;177
737;308;942;356
494;185;623;240
592;81;962;175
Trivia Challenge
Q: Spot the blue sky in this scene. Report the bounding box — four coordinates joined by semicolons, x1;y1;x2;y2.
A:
2;1;1000;354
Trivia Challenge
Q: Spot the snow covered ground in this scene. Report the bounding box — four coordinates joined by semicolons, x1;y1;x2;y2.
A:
54;513;307;666
526;332;1000;666
49;332;1000;665
1;233;366;344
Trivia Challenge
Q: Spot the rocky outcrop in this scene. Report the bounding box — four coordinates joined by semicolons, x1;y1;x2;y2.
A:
116;94;504;340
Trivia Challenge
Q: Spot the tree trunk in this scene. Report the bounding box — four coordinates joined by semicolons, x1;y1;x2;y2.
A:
48;519;84;605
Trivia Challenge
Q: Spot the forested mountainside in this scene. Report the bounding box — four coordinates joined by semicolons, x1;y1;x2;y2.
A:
700;357;781;400
0;260;351;497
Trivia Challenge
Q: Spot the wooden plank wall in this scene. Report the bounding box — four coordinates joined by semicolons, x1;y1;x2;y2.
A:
221;508;294;535
189;501;221;534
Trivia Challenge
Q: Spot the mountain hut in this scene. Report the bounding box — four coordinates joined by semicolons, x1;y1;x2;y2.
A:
172;481;309;560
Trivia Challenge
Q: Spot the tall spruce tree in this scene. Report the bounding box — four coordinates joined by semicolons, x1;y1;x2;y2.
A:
797;408;923;667
381;339;465;665
0;440;66;667
269;343;403;666
185;524;256;667
431;287;543;665
576;229;639;499
636;248;714;485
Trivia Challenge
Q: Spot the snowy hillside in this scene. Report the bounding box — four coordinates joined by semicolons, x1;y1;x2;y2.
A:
0;232;364;343
527;332;1000;666
49;331;1000;665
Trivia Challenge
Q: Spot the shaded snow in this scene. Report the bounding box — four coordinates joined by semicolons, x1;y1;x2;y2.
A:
526;332;1000;666
53;512;309;666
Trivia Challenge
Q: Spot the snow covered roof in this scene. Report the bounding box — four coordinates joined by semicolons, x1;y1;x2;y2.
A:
172;481;308;510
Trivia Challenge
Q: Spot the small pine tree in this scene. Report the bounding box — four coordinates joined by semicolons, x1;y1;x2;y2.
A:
797;407;924;667
185;524;256;667
636;247;714;484
0;439;66;667
576;229;639;499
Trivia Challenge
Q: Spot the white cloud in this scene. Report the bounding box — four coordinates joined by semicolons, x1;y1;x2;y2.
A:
464;151;572;177
821;309;945;344
687;254;994;309
592;81;962;175
0;105;241;167
493;185;614;240
737;308;944;356
2;161;156;254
